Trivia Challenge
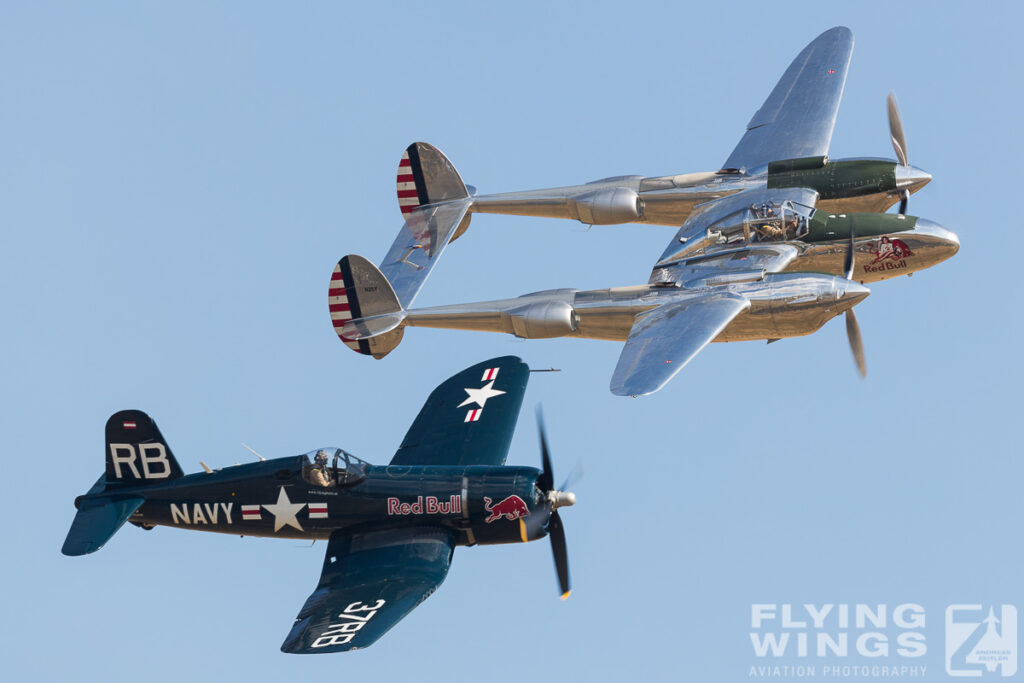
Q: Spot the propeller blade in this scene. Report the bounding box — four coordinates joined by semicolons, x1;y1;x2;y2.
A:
845;309;867;379
559;460;584;493
898;189;910;215
535;407;553;493
524;499;552;540
548;510;571;599
843;223;856;281
887;92;908;166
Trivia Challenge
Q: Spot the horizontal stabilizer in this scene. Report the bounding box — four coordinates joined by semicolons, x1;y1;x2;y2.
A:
329;255;405;358
62;495;145;556
339;311;406;341
380;198;472;309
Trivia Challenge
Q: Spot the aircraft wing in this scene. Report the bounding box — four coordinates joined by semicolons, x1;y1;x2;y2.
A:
379;198;472;309
281;527;455;654
390;356;529;467
610;293;751;397
721;26;853;172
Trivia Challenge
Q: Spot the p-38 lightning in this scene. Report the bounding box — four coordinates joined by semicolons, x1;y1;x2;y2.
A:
63;357;576;653
328;27;959;396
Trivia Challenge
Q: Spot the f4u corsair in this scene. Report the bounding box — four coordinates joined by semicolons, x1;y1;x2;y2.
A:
63;357;576;653
328;26;959;396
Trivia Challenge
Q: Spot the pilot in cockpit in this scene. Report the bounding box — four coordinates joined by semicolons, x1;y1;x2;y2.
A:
783;216;799;239
308;450;333;487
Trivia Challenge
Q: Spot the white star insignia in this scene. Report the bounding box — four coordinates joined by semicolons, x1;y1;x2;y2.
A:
262;486;306;532
458;380;506;409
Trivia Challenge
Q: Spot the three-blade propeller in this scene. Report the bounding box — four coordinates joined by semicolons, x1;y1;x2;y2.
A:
843;225;868;379
887;92;912;215
532;408;575;600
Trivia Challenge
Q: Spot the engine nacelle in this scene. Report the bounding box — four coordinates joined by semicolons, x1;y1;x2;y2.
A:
570;188;643;225
506;301;579;339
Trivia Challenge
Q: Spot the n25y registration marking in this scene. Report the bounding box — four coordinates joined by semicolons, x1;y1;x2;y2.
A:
311;600;386;648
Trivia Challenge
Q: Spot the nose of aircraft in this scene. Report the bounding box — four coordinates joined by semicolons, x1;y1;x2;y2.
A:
836;279;870;309
914;217;961;259
895;164;932;194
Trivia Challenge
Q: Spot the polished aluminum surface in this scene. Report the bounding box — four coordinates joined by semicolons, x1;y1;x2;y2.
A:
894;164;932;192
380;198;472;308
457;28;934;232
333;28;959;395
782;218;959;283
721;27;854;171
609;293;750;396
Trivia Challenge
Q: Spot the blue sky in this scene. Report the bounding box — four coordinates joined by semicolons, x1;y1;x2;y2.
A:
3;2;1021;681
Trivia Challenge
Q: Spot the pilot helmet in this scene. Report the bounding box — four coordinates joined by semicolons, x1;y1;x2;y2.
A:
314;450;329;466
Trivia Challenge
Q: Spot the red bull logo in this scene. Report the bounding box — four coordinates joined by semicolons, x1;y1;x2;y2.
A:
387;495;462;516
483;495;530;523
868;237;913;264
863;237;914;275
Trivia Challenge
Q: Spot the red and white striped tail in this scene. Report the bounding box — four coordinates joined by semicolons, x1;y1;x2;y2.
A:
395;142;469;221
329;262;364;353
327;255;405;359
397;149;425;216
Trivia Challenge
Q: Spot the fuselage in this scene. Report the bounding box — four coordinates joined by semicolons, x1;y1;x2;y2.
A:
404;272;868;344
81;456;546;547
469;157;932;228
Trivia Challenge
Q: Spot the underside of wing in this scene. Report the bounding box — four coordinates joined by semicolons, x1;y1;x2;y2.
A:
391;356;529;467
380;198;472;309
610;294;751;396
282;527;455;654
722;26;853;172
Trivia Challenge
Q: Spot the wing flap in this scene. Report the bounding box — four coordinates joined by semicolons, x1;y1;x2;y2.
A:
722;26;853;171
282;527;455;654
610;294;751;396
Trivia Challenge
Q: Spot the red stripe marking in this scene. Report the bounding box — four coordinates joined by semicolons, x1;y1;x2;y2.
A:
396;189;419;198
328;289;347;298
330;272;345;281
399;158;411;167
400;205;416;214
396;173;415;183
329;303;350;312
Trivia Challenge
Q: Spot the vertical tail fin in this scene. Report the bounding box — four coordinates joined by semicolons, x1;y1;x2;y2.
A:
63;409;181;556
329;255;405;358
397;142;470;215
105;410;184;486
397;142;473;245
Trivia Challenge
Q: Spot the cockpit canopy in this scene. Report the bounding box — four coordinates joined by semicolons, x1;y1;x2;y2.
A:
301;448;370;488
708;200;810;246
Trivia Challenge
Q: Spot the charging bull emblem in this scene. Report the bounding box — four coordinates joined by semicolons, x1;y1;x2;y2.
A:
483;495;530;523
